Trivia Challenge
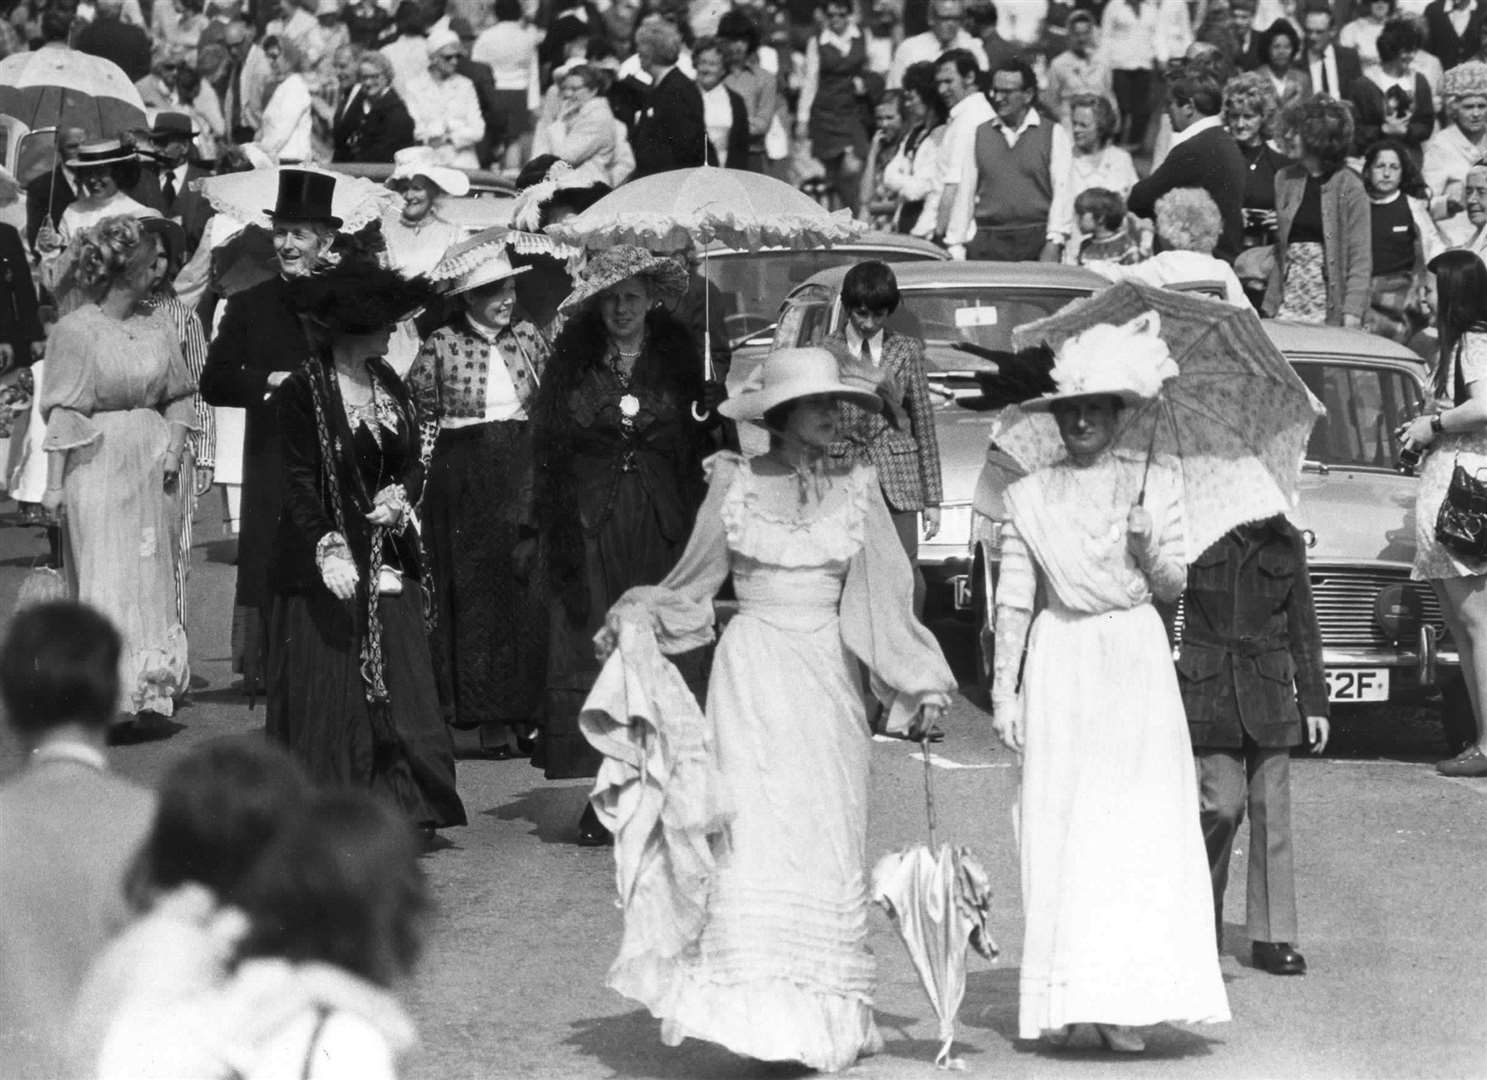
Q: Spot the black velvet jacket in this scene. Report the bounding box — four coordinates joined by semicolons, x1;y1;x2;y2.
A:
269;356;426;596
1176;516;1329;750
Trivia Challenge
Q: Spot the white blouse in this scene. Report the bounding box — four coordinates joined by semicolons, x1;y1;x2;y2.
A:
701;84;733;166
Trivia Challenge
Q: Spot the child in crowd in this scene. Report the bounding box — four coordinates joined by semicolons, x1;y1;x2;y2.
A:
1074;188;1144;267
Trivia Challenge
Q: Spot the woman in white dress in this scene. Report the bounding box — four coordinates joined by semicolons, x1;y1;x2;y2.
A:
257;36;315;163
990;315;1230;1051
381;147;467;378
584;346;956;1072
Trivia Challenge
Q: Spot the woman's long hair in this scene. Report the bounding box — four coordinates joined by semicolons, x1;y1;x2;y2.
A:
1362;137;1429;200
1429;249;1487;399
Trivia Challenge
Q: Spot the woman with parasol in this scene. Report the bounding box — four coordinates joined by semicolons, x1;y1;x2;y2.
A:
530;246;714;845
989;313;1230;1051
265;259;465;845
583;346;955;1071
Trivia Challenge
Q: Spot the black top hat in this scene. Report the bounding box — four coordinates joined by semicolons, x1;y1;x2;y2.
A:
150;111;198;139
264;168;343;227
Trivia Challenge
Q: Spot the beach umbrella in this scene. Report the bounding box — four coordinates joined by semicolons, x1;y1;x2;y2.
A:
0;48;146;134
872;743;998;1069
996;281;1325;563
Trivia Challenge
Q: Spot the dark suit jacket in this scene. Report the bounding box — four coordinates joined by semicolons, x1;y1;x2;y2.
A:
1308;44;1362;98
825;328;944;511
1176;517;1328;750
1425;0;1487;72
201;277;310;611
160;162;215;254
722;86;750;170
1128;122;1247;262
24;168;75;247
0;224;43;363
333;86;416;163
631;68;718;179
73;18;152;82
127;164;168;216
1233;29;1264;72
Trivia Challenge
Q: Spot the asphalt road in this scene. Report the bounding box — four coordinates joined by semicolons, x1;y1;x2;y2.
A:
1;496;1484;1080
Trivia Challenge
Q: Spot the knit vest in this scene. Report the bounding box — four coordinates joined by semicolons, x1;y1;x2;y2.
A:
973;118;1054;228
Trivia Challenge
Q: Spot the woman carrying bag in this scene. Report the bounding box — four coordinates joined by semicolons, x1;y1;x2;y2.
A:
1397;249;1487;778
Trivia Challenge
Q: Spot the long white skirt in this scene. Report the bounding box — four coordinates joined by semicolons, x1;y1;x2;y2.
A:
1017;602;1230;1038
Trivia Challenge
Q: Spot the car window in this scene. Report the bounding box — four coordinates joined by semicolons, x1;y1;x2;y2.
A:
710;247;939;345
1293;360;1422;470
882;287;1092;354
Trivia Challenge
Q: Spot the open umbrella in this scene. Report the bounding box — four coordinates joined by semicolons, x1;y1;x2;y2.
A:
0;49;146;133
871;744;998;1070
547;166;867;417
194;167;396;233
996;281;1324;563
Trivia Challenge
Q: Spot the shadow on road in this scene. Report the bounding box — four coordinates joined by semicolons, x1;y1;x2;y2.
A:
563;1010;793;1078
487;783;590;844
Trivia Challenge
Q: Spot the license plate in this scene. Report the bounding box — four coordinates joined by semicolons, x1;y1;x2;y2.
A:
1326;668;1390;702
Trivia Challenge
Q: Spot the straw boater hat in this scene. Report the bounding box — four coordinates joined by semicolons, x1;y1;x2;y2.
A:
1020;311;1178;413
720;346;885;421
558;245;689;312
65;139;137;169
445;247;528;295
390;145;470;198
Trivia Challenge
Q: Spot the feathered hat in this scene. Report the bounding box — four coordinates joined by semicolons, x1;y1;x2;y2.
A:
290;260;438;335
1020;311;1178;412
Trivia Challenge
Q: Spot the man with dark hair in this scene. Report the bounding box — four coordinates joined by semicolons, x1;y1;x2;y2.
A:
961;59;1072;261
968;0;1020;71
1229;0;1264;71
1044;10;1113;122
1128;70;1247;261
1302;6;1362;99
73;0;153;81
0;602;156;1078
719;8;778;174
926;47;993;253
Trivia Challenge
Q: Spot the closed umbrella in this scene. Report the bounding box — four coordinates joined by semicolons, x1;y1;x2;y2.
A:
0;48;146;134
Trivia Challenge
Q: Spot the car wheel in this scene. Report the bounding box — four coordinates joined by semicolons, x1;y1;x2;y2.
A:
972;574;994;708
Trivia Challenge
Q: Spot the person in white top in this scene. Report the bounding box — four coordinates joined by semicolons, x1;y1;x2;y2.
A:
473;0;542;171
887;0;986;89
1103;187;1248;306
1101;0;1160;148
404;27;485;169
378;4;430;97
1424;60;1487;246
925;48;993;255
263;0;318;62
532;64;624;184
256;36;315;163
1341;0;1396;72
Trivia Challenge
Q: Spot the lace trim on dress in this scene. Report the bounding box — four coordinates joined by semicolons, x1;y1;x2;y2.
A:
711;451;872;567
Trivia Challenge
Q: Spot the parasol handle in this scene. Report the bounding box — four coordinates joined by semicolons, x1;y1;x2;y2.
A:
690;247;717;423
1136;411;1160;507
921;733;937;850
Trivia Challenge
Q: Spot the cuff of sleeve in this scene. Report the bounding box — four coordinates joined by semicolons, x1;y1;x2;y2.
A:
314;532;351;572
1299;692;1330;719
42;408;101;452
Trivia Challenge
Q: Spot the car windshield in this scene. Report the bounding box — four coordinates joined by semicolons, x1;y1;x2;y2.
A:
709;247;938;345
1293;359;1421;470
886;286;1093;354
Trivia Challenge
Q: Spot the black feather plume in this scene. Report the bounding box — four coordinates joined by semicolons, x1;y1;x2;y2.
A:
953;342;1057;409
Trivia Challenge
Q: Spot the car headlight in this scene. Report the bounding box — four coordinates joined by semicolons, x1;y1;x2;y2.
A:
1374;584;1422;646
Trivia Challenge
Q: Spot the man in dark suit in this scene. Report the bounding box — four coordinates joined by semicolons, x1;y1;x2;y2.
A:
630;15;717;178
73;0;152;82
1302;7;1363;99
149;113;214;254
1176;517;1330;977
1424;0;1487;71
0;222;43;372
333;51;416;162
0;604;157;1077
1229;0;1265;71
24;127;84;248
201;171;338;691
1128;70;1247;262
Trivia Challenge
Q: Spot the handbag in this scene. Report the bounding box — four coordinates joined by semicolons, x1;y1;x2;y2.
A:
1435;456;1487;562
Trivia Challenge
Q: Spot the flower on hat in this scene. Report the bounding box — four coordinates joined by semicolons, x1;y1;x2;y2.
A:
1046;311;1177;405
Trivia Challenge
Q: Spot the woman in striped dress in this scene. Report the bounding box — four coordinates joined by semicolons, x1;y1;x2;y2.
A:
142;219;216;629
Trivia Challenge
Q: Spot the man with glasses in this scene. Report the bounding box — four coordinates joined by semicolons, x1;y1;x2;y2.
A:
888;0;986;88
334;50;416;162
961;59;1071;261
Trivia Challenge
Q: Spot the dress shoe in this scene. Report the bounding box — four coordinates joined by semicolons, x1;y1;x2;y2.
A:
1437;746;1487;777
576;802;613;847
1094;1024;1145;1053
1252;941;1307;975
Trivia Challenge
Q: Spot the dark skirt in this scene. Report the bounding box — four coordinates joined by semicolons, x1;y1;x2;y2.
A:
266;587;466;829
423;421;544;730
538;469;706;779
491;88;533;143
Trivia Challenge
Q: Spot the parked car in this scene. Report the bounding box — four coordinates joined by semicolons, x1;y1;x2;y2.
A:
759;260;1110;613
965;320;1456;705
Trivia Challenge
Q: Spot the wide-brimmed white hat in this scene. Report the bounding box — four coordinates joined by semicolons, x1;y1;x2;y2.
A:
445;248;528;294
1020;311;1177;413
720;347;885;421
390;146;470;197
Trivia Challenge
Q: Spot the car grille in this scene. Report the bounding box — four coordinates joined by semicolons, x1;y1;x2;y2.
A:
1171;566;1450;648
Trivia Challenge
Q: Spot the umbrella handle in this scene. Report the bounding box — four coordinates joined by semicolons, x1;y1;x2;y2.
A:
921;733;937;850
690;401;709;422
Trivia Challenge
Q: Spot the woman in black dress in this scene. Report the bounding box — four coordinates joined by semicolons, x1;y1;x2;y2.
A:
267;260;465;842
532;246;711;844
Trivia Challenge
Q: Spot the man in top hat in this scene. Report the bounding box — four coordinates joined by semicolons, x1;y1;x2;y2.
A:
200;169;342;696
149;112;214;253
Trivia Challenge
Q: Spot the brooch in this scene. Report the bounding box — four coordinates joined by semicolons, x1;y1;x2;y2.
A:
618;393;640;430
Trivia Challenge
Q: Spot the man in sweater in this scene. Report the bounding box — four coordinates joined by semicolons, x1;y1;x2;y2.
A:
962;59;1072;261
1423;0;1486;74
1128;70;1246;262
